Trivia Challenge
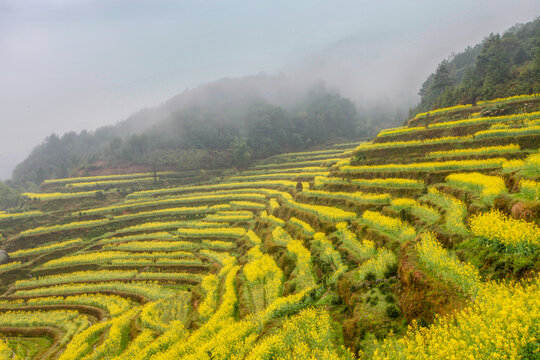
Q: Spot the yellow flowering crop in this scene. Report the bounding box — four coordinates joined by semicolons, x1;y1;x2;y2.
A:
520;179;540;200
424;188;468;236
303;189;391;204
43;171;174;184
341;158;506;173
446;172;506;204
177;226;246;237
285;198;356;222
19;219;108;236
391;198;440;225
10;238;82;258
226;171;329;181
427;144;520;158
245;229;262;245
357;248;396;281
198;274;220;321
0;261;22;272
230;200;266;210
269;198;280;213
315;176;424;188
475;125;540;139
14;269;138;288
22;190;104;200
377;126;425;137
411;104;472;120
430;111;540;129
362;210;416;241
478;92;540;104
66;176;157;188
272;226;292;245
353;135;473;151
246;307;354;360
244;251;283;311
0;210;43;220
81;191;266;215
289;216;316;236
373;277;540;359
287;240;316;291
416;232;480;297
26;294;132;316
469;209;540;254
261;210;286;226
14;281;177;300
336;222;377;260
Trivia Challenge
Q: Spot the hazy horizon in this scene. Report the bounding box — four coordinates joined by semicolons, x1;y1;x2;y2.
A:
1;0;539;180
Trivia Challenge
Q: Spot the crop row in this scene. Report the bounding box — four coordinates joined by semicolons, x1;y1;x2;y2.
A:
0;310;89;348
13;281;177;300
361;210;416;242
226;171;329;181
445;172;506;204
260;210;285;226
312;232;348;285
427;144;520;158
284;198;356;222
286;240;316;290
204;210;254;222
357;248;396;281
22;190;107;201
80;191;266;215
423;188;468;236
43;171;175;185
10;238;83;259
103;239;234;252
315;176;424;189
66;176;158;189
335;222;376;261
0;210;43;220
302;188;391;204
475;124;540;139
288;216;316;236
244;246;283;312
341;157;506;173
252;157;342;169
416;232;480;297
38;250;200;269
177;226;246;237
520;179;540;200
19;219;109;236
390;198;440;225
97;231;178;245
0;293;132;316
127;180;300;199
469;209;540;254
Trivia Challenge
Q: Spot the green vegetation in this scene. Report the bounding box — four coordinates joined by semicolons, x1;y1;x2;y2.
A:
1;20;539;360
414;18;540;114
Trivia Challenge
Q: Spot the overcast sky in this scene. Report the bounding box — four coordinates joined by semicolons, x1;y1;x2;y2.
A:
0;0;539;179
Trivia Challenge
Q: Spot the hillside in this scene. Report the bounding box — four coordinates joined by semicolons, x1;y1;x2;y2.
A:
414;17;540;114
12;79;372;186
0;93;539;359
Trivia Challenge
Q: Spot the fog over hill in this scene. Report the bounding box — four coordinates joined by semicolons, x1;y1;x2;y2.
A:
1;0;539;179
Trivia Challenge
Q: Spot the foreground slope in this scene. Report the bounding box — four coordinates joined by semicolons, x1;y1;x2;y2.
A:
0;94;539;359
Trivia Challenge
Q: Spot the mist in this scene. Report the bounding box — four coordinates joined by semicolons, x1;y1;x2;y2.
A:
1;0;539;179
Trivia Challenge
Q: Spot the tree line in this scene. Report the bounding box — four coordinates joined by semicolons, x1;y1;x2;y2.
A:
414;18;540;114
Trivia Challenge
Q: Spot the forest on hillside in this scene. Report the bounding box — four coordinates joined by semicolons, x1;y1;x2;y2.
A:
414;18;540;114
11;86;368;186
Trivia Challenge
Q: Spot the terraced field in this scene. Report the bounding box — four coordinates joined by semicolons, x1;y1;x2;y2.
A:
0;94;539;359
